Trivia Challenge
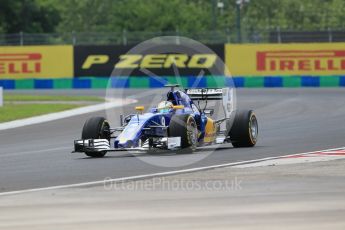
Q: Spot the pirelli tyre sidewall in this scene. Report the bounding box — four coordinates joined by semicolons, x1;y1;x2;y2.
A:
82;116;110;158
229;110;258;148
168;114;198;153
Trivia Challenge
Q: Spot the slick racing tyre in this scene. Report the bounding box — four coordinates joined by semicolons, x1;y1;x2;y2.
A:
168;114;198;153
82;117;110;158
229;110;258;148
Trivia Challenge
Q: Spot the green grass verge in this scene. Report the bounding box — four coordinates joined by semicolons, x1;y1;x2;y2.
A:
0;94;105;123
4;94;104;102
0;104;83;123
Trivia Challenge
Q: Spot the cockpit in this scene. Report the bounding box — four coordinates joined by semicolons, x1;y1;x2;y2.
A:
166;90;193;109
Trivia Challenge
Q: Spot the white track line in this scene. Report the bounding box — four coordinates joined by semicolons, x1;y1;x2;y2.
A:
0;98;136;131
0;146;344;197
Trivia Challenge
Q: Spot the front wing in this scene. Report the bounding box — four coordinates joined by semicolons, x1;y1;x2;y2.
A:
73;137;182;153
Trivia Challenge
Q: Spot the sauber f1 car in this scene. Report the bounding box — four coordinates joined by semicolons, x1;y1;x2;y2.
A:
73;85;258;157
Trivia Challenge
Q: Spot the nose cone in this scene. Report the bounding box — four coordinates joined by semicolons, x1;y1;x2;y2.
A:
117;137;135;148
115;112;158;149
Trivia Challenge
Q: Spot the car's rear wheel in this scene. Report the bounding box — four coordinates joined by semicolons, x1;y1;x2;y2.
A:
168;114;198;153
82;117;110;157
229;110;258;148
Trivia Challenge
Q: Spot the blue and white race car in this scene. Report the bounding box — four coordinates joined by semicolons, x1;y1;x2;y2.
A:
73;85;258;157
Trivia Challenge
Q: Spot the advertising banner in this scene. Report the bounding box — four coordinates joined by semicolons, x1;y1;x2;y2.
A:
225;43;345;76
74;45;224;77
0;45;73;79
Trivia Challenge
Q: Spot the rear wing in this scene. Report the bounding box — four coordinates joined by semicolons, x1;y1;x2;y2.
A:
186;88;234;119
185;88;223;100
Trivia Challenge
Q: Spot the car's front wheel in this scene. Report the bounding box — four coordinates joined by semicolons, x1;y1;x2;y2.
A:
82;116;110;157
168;114;198;152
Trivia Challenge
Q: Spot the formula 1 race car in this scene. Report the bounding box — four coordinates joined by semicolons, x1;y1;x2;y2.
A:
73;84;258;157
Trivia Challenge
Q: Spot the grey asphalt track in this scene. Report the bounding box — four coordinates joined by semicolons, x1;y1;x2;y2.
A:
1;88;345;192
1;159;344;230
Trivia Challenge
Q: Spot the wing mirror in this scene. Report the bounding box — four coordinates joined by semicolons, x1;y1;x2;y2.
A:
173;105;184;110
135;106;145;114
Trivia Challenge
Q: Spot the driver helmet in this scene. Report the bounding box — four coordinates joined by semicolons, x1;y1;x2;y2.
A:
157;101;173;113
